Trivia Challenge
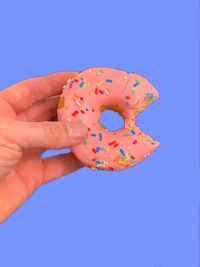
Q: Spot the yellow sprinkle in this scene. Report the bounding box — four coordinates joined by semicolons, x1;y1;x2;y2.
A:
125;125;131;130
90;92;94;96
77;72;82;76
58;96;65;109
91;166;97;170
97;81;103;86
88;69;92;72
118;160;126;165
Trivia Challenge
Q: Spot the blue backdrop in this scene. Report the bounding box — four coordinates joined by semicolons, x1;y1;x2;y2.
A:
0;1;199;266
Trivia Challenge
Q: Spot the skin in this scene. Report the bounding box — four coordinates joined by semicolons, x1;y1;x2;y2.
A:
0;72;88;223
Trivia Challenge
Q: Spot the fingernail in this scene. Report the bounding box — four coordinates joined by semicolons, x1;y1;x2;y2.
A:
65;121;88;142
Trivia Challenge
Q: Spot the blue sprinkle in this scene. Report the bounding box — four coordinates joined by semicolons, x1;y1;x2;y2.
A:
99;133;103;139
86;108;89;111
133;80;140;87
80;77;84;80
90;133;97;137
125;102;130;106
80;82;85;87
127;71;131;74
71;80;74;84
96;146;104;153
105;79;113;83
119;148;126;157
96;160;102;164
151;141;155;145
131;130;136;135
147;93;154;99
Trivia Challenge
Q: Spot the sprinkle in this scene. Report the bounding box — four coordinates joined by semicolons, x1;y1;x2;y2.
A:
80;110;85;113
133;140;137;145
104;88;109;95
58;97;65;109
125;102;130;106
99;133;103;140
108;166;114;171
86;108;89;111
108;140;117;146
92;148;96;153
80;77;84;80
123;133;130;137
131;89;135;94
97;81;103;86
133;79;140;87
99;89;104;94
113;143;119;148
151;141;155;145
125;96;130;100
130;155;135;160
75;99;81;107
88;69;92;72
72;110;79;116
147;93;154;99
74;79;79;82
69;82;73;88
90;133;97;136
95;88;98;94
131;130;136;135
80;81;85;87
125;125;131;130
114;154;121;161
84;139;89;145
120;148;126;157
92;108;95;112
91;167;97;170
96;160;102;164
96;146;105;153
105;79;113;83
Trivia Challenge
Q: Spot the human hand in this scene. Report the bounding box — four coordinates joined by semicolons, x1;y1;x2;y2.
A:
0;72;88;223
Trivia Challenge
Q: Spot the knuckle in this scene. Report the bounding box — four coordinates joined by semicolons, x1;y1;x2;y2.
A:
40;121;61;139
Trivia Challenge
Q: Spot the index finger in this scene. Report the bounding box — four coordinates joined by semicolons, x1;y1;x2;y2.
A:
0;71;77;113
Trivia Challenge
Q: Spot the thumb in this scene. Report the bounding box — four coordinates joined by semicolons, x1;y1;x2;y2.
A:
0;118;88;150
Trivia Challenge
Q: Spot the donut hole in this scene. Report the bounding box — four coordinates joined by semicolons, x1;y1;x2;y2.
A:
100;106;125;131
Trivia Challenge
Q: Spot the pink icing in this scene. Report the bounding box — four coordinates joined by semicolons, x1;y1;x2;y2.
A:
57;67;160;171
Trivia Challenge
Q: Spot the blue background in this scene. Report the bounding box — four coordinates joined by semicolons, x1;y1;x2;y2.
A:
0;0;199;266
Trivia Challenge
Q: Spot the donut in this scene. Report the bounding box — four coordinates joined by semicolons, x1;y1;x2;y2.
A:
57;67;160;171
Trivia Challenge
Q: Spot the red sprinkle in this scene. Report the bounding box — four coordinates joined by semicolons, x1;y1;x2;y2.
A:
113;143;119;148
80;110;85;113
74;79;79;82
69;82;73;88
130;155;135;160
72;110;79;116
95;88;98;94
92;148;96;153
108;140;117;146
133;140;137;145
125;164;130;168
92;108;95;112
88;128;91;131
108;166;114;170
92;158;97;161
99;89;104;94
80;97;84;101
125;96;130;99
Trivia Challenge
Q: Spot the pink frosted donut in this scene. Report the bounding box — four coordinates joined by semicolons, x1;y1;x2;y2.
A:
57;67;159;171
